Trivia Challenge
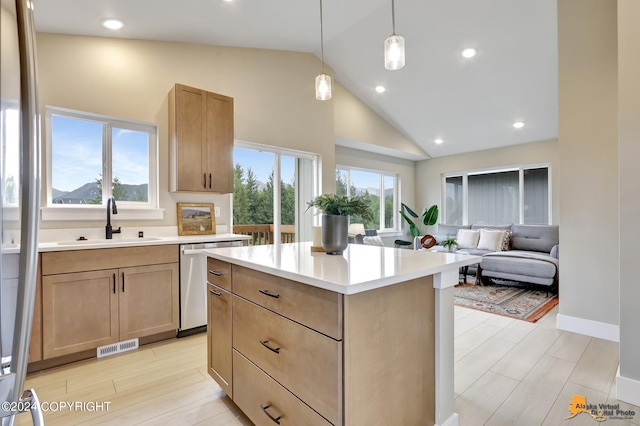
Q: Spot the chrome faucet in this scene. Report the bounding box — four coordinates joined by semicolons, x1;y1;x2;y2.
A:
106;196;121;239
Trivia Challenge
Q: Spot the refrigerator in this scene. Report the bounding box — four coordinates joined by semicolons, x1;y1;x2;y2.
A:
1;0;43;424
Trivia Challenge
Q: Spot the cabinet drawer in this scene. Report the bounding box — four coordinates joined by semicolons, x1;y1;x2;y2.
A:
206;257;231;291
42;245;179;275
233;266;343;340
233;350;333;426
233;297;341;425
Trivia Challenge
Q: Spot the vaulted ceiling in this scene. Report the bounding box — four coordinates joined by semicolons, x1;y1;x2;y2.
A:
34;0;558;159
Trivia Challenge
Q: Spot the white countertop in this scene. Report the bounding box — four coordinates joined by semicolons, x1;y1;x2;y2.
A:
36;233;251;252
203;242;481;294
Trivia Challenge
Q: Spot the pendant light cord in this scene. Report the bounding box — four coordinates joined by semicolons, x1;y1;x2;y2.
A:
391;0;396;35
319;0;325;74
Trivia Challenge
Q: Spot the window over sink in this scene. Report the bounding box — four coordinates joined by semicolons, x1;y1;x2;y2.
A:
43;106;160;221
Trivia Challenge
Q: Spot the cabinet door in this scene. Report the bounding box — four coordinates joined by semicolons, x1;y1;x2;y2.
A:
207;283;233;397
204;91;233;193
119;263;179;341
42;269;119;359
174;84;206;191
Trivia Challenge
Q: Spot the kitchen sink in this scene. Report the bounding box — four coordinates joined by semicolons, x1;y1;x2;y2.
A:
55;237;163;246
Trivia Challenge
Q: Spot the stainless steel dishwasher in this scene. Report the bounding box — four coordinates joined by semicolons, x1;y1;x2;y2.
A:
178;240;243;336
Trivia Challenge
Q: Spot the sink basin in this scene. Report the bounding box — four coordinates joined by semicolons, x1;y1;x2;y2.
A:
56;237;163;246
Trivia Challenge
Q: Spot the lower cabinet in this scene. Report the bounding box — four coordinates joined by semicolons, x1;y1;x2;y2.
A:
42;269;119;359
41;245;179;360
233;350;332;426
207;282;233;397
119;264;179;341
207;258;437;425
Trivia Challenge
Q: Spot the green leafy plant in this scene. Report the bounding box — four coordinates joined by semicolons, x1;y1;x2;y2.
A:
398;203;439;238
306;193;373;221
442;237;459;251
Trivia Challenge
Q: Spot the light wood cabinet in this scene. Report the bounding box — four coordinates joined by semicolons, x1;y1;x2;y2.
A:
119;263;179;341
207;282;232;397
41;245;179;360
42;269;119;359
169;83;234;193
207;257;436;425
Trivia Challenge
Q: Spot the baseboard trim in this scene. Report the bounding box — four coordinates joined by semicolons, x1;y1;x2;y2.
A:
556;313;619;342
437;412;459;426
617;366;640;406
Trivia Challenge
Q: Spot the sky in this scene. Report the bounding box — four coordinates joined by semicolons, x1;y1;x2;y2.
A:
52;115;149;192
234;147;295;185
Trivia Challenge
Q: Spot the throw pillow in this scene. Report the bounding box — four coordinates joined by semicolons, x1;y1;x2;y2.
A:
501;231;511;251
363;236;385;247
456;229;480;249
477;229;507;251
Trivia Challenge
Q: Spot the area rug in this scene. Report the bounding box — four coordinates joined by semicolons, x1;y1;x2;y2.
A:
454;282;558;322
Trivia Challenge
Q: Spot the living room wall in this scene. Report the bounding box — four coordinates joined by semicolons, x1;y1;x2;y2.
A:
415;139;560;235
557;0;619;338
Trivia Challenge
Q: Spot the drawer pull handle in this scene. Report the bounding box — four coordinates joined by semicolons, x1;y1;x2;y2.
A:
260;404;282;424
209;289;222;297
209;270;223;277
259;289;280;298
260;340;280;354
203;173;207;189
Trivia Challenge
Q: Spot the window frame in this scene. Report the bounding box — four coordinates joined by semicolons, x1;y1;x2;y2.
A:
42;106;161;221
335;165;400;233
442;162;552;225
233;140;320;244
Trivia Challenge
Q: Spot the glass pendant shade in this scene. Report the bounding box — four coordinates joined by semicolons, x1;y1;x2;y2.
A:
384;34;405;70
315;73;332;101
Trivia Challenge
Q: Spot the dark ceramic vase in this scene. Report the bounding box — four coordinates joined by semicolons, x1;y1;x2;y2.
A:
321;215;348;255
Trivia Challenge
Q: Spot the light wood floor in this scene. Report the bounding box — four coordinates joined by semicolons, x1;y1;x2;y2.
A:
16;305;640;425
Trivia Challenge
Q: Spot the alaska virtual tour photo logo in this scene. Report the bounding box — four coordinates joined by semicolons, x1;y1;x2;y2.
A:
566;395;636;422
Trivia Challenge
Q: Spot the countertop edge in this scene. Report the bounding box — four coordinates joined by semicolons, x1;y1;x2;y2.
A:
36;233;251;252
203;245;480;295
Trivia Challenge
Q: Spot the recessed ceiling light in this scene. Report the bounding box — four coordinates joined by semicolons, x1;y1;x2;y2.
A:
375;85;386;93
513;121;525;129
461;48;477;59
101;18;125;30
434;138;444;144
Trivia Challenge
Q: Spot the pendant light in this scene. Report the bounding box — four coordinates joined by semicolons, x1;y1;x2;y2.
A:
384;0;405;70
315;0;332;100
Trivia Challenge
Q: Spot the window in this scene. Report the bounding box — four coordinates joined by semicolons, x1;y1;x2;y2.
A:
443;165;550;225
45;107;158;216
336;166;399;232
1;104;19;206
232;142;318;245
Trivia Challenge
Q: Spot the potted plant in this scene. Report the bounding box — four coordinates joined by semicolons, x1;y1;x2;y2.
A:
441;237;459;252
306;194;373;255
395;203;439;247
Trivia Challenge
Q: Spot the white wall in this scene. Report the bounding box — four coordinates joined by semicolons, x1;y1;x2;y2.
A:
618;0;640;402
415;139;560;234
35;34;416;232
557;0;620;333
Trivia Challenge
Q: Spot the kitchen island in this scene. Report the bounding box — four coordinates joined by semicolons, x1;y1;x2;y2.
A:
203;242;479;426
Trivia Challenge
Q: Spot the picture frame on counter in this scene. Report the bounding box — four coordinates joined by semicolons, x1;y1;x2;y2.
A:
177;202;216;236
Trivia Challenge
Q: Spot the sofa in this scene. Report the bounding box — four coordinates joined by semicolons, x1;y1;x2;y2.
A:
415;223;559;292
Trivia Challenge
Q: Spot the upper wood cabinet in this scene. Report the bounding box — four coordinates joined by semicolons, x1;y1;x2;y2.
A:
169;83;234;193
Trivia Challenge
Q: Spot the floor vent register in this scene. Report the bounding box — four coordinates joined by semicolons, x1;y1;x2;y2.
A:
97;338;139;358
